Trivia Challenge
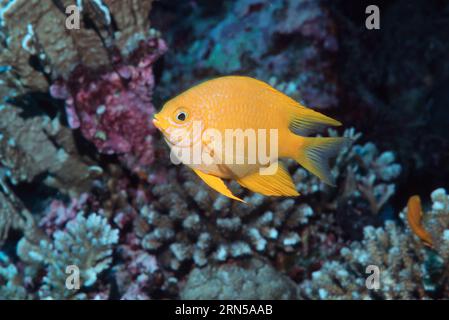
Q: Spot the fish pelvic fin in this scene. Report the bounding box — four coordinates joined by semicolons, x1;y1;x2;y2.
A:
192;169;246;203
294;136;350;186
287;104;342;136
237;162;299;197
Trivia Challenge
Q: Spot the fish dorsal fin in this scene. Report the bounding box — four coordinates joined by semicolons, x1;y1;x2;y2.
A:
288;104;342;136
236;162;299;197
192;169;245;202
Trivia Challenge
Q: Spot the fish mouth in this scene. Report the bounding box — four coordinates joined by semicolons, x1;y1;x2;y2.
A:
152;114;198;148
152;114;166;132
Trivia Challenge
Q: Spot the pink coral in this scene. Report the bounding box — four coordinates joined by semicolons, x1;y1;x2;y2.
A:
39;193;90;236
50;37;167;174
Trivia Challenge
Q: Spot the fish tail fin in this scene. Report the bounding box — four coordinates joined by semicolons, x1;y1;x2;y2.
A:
287;104;342;136
293;136;350;186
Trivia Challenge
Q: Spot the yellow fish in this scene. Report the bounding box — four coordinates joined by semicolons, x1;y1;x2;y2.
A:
407;195;433;248
153;76;347;202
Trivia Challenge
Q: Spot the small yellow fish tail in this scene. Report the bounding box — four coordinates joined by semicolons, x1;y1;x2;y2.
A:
293;136;350;186
287;104;342;136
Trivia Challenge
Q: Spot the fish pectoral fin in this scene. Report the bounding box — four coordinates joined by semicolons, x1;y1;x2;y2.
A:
236;163;299;197
193;169;245;203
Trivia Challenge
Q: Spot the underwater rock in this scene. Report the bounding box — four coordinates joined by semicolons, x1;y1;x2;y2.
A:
180;258;297;300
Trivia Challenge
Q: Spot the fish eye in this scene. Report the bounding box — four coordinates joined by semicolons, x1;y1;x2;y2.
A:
176;111;187;122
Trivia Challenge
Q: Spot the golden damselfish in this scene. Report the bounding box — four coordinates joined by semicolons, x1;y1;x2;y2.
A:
153;76;348;202
407;195;433;247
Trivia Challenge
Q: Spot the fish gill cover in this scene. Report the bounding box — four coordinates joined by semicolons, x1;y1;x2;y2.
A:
0;0;448;300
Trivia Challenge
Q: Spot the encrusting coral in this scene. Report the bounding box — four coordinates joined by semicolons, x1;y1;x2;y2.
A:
180;258;297;300
50;34;167;174
155;0;339;110
0;0;154;92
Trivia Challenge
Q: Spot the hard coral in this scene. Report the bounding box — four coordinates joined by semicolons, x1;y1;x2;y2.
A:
0;104;93;194
0;0;155;92
300;188;449;299
51;36;167;173
106;127;400;296
18;212;118;299
0;251;29;299
180;258;297;300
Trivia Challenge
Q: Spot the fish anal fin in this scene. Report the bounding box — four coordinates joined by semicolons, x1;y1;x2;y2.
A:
193;169;245;203
237;163;299;197
288;105;342;136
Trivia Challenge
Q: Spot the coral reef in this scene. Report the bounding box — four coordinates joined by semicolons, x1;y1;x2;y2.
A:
85;127;400;297
18;213;118;299
299;189;449;299
0;0;154;92
1;210;118;299
0;103;94;194
153;0;339;109
50;34;167;174
0;0;447;301
0;252;29;299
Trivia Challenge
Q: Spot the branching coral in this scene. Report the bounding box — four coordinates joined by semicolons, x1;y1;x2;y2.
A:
91;127;400;296
299;188;449;299
0;252;29;299
0;0;163;244
17;212;118;299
